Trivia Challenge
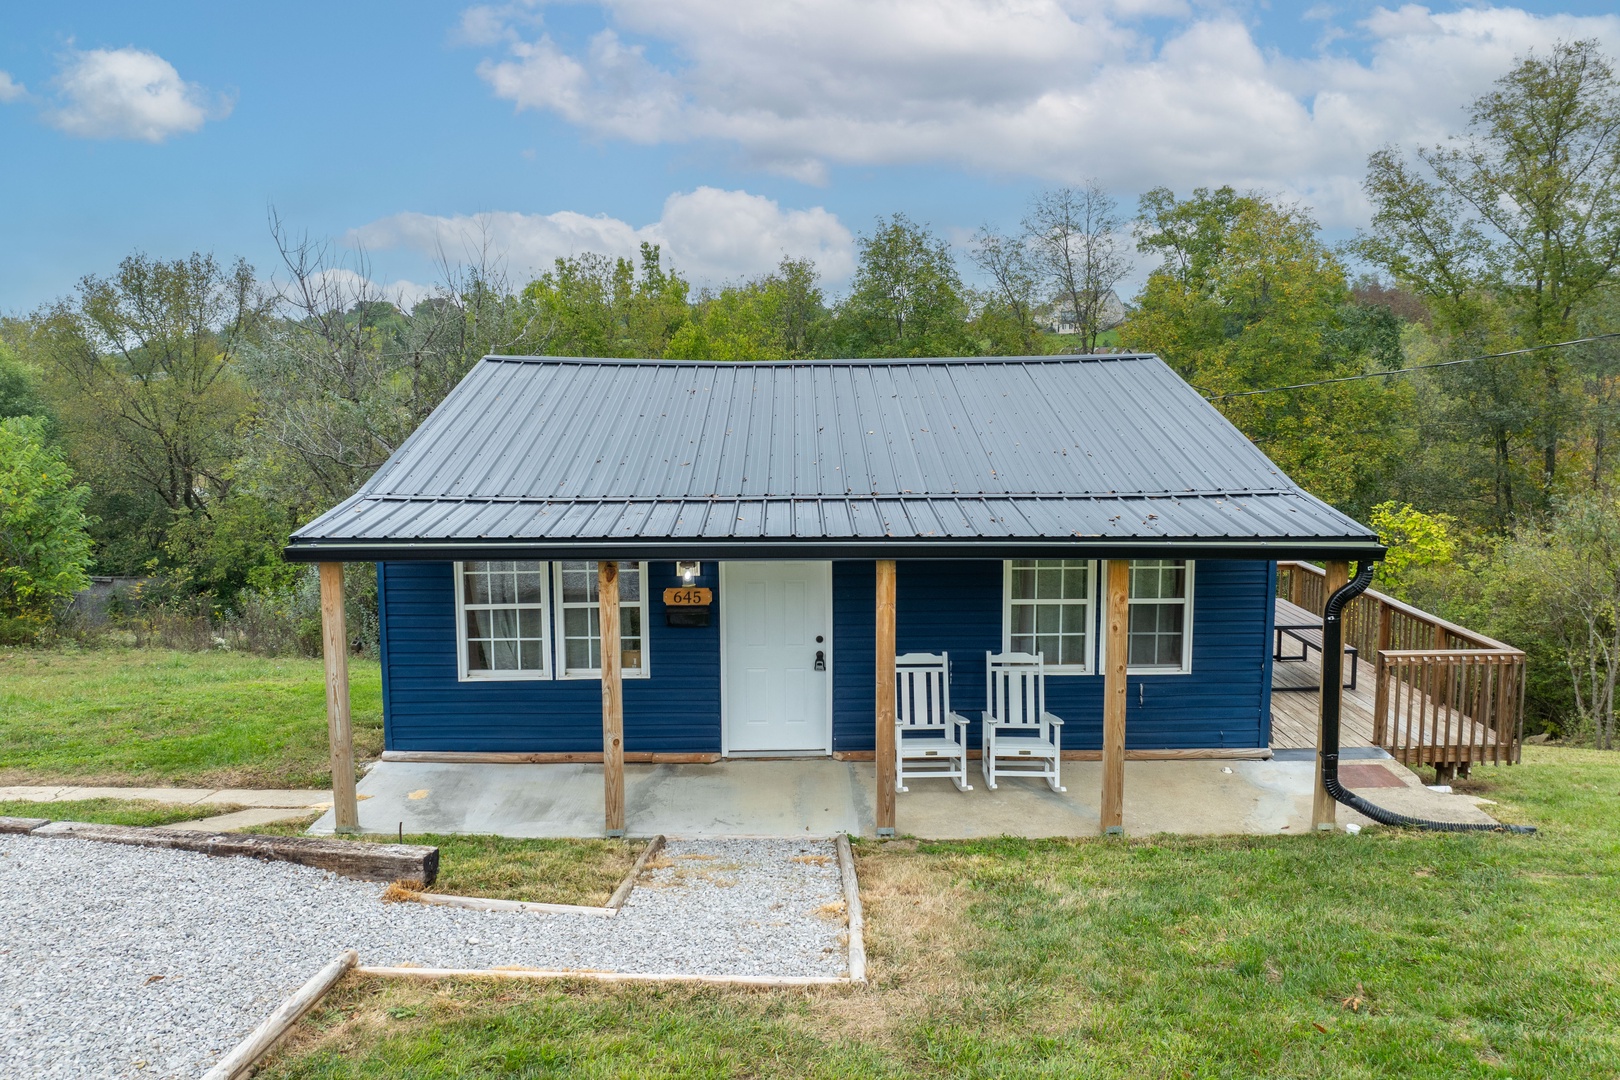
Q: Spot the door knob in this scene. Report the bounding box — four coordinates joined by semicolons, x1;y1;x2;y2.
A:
814;650;826;671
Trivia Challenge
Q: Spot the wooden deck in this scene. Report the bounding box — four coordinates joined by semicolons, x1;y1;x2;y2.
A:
1270;653;1377;749
1269;651;1504;758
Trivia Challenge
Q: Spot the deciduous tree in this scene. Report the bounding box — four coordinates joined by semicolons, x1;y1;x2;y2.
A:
834;214;973;358
1023;182;1130;352
1357;39;1620;513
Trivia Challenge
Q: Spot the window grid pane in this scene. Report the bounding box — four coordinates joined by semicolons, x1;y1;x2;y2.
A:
559;561;646;674
1126;560;1188;670
1008;559;1092;670
462;559;547;675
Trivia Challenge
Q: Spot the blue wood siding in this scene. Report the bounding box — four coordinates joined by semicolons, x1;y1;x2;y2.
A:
379;560;720;753
830;559;1273;753
380;558;1272;754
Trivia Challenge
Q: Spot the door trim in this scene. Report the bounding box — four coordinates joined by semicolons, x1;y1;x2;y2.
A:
719;560;834;757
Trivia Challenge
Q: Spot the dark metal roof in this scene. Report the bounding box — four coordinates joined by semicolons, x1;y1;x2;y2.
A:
286;355;1383;562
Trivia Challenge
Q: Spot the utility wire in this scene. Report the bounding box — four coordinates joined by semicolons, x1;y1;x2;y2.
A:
1204;332;1620;401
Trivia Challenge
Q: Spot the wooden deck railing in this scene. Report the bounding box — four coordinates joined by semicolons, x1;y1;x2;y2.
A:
1277;561;1525;773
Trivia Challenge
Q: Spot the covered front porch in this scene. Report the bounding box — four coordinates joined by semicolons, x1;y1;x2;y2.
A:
309;753;1502;838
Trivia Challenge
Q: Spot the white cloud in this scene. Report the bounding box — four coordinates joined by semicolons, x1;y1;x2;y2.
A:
349;187;856;286
47;47;230;142
465;2;1620;224
0;71;25;104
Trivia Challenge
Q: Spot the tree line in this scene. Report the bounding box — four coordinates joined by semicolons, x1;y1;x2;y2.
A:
2;40;1618;741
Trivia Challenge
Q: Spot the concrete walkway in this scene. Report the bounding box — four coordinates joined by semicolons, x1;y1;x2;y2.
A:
306;755;1503;839
0;785;336;831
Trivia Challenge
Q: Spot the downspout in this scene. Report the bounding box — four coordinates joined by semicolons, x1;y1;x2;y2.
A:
1321;563;1535;835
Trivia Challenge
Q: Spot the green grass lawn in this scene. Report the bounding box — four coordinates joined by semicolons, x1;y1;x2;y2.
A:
0;647;382;789
264;746;1620;1079
0;797;247;827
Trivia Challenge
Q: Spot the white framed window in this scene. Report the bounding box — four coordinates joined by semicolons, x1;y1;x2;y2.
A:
554;561;651;679
1125;559;1194;674
455;560;552;681
1003;559;1097;674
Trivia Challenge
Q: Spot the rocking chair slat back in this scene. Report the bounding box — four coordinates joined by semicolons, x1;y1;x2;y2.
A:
897;652;951;731
987;651;1045;729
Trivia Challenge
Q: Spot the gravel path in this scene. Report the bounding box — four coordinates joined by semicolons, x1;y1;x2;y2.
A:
0;834;848;1079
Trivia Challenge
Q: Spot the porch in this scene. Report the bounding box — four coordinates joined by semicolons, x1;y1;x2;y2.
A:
309;753;1501;838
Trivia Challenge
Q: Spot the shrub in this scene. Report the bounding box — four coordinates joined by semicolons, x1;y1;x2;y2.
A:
0;415;93;631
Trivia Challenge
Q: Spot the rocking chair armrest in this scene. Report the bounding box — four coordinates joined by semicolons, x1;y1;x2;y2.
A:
1040;712;1066;726
946;711;972;732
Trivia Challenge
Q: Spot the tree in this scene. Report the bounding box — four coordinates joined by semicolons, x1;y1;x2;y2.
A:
0;416;93;625
31;252;264;572
246;217;544;508
1122;187;1414;513
1357;40;1620;513
1485;493;1620;747
1368;501;1457;596
1023;182;1131;352
967;225;1044;355
833;214;973;357
0;341;47;422
666;258;829;361
521;243;692;359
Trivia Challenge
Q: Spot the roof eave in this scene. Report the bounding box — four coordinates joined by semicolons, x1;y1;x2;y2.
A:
283;536;1387;564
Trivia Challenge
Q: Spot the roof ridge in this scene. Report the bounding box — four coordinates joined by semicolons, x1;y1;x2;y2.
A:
351;490;1305;504
480;354;1160;367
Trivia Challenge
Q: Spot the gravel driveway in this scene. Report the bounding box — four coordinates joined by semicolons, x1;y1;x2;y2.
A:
0;834;848;1079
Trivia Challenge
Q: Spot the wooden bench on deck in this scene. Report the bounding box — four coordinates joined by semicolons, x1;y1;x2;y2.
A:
1273;596;1358;691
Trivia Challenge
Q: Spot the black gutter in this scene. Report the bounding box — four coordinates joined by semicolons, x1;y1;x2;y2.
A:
1320;563;1535;835
284;538;1387;564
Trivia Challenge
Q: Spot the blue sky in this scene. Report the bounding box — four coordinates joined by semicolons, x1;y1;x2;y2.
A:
2;1;1618;312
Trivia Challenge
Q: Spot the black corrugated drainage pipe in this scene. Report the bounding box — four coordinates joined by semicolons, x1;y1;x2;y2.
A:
1320;562;1535;835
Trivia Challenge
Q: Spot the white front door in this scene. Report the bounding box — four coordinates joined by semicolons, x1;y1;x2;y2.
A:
722;561;833;754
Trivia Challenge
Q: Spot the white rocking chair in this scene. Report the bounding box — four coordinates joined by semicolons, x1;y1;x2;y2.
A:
895;652;972;792
982;652;1066;792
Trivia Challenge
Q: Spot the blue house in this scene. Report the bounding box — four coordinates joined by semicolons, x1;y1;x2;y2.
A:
286;355;1383;836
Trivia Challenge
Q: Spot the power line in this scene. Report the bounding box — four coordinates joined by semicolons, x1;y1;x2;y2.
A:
1204;332;1620;401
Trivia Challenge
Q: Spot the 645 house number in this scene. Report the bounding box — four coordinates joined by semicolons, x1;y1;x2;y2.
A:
662;587;713;606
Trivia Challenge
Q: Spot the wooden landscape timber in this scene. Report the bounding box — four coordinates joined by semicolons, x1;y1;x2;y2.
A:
0;816;51;834
835;835;866;983
353;966;855;988
202;950;358;1080
28;821;439;886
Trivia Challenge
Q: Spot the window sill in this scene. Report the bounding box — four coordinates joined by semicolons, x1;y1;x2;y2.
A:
459;671;553;683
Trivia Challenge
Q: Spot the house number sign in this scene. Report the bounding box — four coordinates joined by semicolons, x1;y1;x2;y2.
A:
662;587;713;606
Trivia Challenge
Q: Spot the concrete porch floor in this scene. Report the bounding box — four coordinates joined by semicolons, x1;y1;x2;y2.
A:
307;755;1501;839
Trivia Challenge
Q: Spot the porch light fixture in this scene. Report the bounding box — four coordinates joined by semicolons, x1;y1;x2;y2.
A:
677;561;701;585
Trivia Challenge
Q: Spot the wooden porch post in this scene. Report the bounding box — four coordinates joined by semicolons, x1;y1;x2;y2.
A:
1313;560;1349;830
318;562;360;834
599;561;626;837
1101;559;1129;835
875;559;897;838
